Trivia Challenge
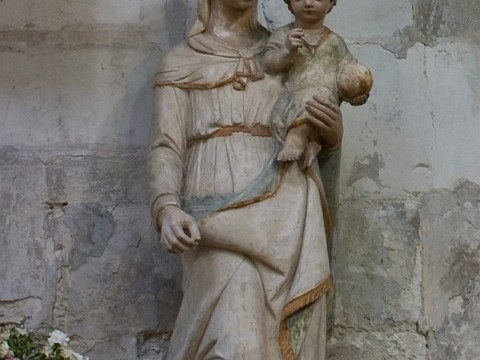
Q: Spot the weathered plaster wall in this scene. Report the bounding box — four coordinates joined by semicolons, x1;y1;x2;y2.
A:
321;1;480;359
0;0;479;359
0;1;187;358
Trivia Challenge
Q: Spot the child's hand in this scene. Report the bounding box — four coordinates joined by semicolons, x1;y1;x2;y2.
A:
285;28;305;53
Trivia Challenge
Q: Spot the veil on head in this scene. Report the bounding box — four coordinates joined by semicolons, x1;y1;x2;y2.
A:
187;0;262;37
187;0;210;37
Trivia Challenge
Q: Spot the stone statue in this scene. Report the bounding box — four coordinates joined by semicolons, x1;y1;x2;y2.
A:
147;0;370;358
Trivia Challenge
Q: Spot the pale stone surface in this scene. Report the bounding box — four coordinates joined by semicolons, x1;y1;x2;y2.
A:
339;43;436;196
1;0;479;358
44;201;181;358
46;153;146;204
420;181;480;360
0;148;54;328
424;44;480;189
326;0;414;45
328;330;427;360
320;0;480;359
0;49;157;149
87;335;138;360
334;197;422;329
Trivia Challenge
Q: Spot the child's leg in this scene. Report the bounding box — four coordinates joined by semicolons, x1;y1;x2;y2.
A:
302;141;322;169
277;123;311;162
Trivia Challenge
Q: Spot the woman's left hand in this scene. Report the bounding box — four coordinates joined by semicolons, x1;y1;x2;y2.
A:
305;95;343;151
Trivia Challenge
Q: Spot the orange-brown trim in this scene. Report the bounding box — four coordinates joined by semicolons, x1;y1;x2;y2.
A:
219;164;286;212
278;168;334;360
216;161;331;222
202;161;334;360
154;75;236;90
279;277;333;360
287;118;310;131
187;124;273;148
279;320;296;360
306;167;333;243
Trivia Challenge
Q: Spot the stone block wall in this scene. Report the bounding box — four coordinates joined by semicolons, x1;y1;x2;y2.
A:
321;1;480;359
1;0;479;359
0;1;186;358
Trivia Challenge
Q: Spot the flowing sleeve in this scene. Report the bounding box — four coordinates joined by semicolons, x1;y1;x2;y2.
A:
264;26;286;52
333;32;356;68
147;85;190;231
313;33;356;153
262;25;295;75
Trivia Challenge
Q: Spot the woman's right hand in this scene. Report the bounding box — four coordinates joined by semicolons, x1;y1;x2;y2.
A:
160;206;201;254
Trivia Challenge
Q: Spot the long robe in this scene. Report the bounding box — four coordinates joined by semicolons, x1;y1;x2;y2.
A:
147;32;331;360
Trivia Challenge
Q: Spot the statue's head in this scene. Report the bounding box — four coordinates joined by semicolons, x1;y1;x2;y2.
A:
283;0;337;14
188;0;261;37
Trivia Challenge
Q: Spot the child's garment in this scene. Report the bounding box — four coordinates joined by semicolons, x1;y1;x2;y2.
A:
266;24;356;138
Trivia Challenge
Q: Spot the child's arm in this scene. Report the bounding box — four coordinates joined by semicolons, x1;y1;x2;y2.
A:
263;28;304;75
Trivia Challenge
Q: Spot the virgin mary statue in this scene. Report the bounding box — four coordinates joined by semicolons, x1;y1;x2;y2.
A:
147;0;343;358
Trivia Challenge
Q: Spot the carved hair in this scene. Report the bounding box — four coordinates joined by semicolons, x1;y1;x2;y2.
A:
283;0;337;13
188;0;262;37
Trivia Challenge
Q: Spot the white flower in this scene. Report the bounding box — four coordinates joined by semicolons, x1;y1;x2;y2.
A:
40;345;53;357
14;327;27;336
0;330;9;342
0;341;11;357
61;347;88;360
48;330;70;347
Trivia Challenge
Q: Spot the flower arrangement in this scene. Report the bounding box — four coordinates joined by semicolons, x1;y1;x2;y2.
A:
0;325;88;360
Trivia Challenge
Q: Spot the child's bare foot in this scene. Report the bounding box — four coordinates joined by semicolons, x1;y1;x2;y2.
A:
302;141;322;169
277;131;306;162
277;144;304;161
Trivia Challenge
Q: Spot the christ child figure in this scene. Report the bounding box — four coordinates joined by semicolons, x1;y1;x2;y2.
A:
263;0;373;167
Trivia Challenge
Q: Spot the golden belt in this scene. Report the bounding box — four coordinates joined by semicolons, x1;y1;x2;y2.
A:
187;125;273;148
